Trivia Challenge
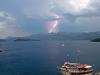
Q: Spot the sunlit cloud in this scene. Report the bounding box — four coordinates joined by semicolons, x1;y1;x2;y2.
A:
69;0;90;12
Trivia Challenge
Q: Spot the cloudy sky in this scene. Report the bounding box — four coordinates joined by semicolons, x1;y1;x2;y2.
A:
0;0;100;38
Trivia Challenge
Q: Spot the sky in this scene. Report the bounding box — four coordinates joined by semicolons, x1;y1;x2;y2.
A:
0;0;100;38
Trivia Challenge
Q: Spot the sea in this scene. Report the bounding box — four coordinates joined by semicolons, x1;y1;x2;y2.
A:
0;40;100;75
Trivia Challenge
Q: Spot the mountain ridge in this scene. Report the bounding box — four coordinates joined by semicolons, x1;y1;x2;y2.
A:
2;31;100;41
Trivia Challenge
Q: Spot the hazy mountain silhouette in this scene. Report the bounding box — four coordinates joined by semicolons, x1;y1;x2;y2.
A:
4;31;100;41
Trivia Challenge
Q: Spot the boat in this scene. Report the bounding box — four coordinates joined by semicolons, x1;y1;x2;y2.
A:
59;62;94;75
58;50;94;75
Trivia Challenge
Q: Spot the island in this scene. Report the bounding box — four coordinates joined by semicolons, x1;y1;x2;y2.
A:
0;39;6;42
91;38;100;42
14;38;40;41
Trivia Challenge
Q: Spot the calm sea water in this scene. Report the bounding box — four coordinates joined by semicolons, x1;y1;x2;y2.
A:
0;40;100;75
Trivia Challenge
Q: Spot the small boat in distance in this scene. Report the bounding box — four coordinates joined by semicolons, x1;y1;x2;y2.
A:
58;50;94;75
61;44;65;47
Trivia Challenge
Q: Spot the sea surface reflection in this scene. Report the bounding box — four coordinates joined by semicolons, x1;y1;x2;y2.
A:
0;40;99;75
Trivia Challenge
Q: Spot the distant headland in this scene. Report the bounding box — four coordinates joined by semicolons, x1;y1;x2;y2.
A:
91;38;100;42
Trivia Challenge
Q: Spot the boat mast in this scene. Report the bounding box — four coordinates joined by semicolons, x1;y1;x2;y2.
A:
66;54;69;63
76;49;80;64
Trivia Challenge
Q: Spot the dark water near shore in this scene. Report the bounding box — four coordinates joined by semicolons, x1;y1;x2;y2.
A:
0;40;100;75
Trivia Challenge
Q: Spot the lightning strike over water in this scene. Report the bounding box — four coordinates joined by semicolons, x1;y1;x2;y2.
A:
48;13;60;33
49;19;59;33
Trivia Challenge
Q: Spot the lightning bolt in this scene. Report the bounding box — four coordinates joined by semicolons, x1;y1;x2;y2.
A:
48;13;60;33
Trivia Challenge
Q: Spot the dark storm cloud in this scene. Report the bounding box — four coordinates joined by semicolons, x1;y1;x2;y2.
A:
0;0;100;38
